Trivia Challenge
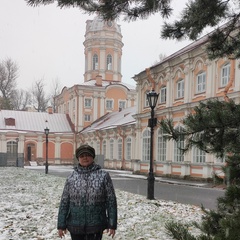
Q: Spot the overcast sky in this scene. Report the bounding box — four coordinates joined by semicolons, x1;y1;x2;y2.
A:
0;0;192;93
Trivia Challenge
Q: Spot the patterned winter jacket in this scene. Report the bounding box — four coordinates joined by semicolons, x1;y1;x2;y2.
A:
57;163;117;234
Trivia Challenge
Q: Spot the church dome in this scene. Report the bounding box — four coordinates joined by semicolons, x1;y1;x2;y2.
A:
86;16;121;34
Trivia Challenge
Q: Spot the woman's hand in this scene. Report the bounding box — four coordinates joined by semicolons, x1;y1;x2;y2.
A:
58;229;67;238
106;229;116;238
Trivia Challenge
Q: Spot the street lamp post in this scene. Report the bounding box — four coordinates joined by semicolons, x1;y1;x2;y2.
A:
44;127;49;174
147;89;159;200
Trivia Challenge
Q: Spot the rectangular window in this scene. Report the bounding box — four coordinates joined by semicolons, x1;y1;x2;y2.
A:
197;72;206;93
193;147;206;163
126;138;131;160
142;135;150;161
145;91;150;107
118;140;122;160
221;64;230;86
85;98;92;108
106;100;113;109
158;133;166;161
110;140;114;159
119;101;126;109
174;128;184;162
84;114;91;121
160;87;167;103
177;80;184;99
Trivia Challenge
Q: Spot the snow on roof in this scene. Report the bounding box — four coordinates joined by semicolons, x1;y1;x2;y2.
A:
80;106;136;133
79;79;136;91
0;110;73;134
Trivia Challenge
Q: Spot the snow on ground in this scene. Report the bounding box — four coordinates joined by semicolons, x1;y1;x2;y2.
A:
0;167;204;240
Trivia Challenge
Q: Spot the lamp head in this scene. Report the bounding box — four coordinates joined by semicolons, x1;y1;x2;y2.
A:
147;89;159;109
44;127;49;135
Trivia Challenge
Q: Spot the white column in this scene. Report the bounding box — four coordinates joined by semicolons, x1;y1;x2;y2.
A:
206;60;214;98
93;95;98;121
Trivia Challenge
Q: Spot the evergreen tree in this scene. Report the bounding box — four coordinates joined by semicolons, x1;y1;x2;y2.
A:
160;99;240;240
26;0;240;59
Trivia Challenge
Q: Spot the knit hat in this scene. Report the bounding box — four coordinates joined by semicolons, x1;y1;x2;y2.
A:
75;144;95;159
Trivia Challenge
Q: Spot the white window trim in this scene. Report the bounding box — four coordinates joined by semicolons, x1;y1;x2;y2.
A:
157;129;166;161
159;86;167;103
142;129;150;161
174;126;184;162
106;99;114;110
110;139;114;159
107;54;112;70
119;100;126;109
126;137;131;160
193;147;206;163
196;72;206;93
93;54;98;70
84;98;92;108
176;79;184;99
221;63;230;87
145;91;150;107
84;114;91;122
117;138;122;160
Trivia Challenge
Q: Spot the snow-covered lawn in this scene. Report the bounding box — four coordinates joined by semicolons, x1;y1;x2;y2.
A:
0;167;204;240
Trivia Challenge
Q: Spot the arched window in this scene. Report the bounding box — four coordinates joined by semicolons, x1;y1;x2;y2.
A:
110;139;114;159
7;141;18;156
145;90;150;107
117;138;122;160
107;54;112;70
176;79;184;99
221;63;230;87
142;129;150;161
93;54;98;70
174;126;184;162
157;129;166;161
126;137;131;160
196;72;206;93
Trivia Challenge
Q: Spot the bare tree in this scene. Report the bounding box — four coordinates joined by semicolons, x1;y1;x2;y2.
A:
0;58;18;109
12;89;31;110
31;79;50;112
50;78;62;113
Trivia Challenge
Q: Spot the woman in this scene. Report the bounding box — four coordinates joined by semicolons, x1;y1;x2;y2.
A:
57;144;117;240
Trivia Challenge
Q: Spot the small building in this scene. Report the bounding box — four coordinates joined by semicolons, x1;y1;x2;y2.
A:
0;109;74;167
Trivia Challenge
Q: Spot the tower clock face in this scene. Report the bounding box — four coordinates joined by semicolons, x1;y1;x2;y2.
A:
107;21;113;27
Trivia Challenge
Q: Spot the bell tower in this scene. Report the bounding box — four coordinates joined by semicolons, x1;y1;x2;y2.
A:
83;17;123;82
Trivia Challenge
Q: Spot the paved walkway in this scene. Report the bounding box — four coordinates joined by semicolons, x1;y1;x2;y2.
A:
25;165;216;188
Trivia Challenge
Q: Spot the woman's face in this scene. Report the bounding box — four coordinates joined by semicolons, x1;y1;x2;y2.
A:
78;153;94;167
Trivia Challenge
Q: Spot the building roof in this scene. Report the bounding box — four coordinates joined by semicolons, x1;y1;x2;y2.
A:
78;79;136;91
0;110;73;134
80;106;136;134
88;16;121;34
135;27;211;77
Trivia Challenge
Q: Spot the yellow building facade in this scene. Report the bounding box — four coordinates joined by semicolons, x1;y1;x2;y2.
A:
80;32;240;180
132;35;240;179
55;17;137;134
